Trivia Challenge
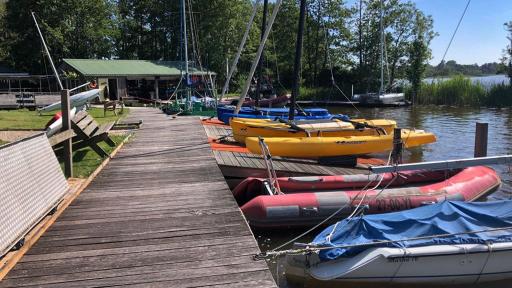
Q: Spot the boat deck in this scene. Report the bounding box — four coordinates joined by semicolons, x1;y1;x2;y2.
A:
0;108;276;287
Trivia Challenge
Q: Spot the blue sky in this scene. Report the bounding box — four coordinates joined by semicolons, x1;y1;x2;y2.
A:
409;0;511;65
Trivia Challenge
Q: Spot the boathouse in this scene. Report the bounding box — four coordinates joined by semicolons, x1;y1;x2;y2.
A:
61;59;216;101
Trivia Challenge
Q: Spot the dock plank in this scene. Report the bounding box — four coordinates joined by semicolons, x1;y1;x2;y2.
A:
0;108;276;287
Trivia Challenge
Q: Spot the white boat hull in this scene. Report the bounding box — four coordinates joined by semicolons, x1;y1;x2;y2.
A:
286;242;512;286
45;107;77;137
353;92;406;105
39;89;100;113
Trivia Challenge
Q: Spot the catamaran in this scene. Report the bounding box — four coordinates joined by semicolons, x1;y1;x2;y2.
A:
352;0;407;106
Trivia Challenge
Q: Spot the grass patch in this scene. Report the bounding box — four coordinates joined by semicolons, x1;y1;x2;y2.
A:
0;139;7;146
59;134;127;178
0;107;129;130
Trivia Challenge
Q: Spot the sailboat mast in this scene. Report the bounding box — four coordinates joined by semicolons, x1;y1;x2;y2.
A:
289;0;307;121
31;12;63;90
181;0;191;108
379;0;384;95
219;0;260;102
255;0;268;106
255;0;268;107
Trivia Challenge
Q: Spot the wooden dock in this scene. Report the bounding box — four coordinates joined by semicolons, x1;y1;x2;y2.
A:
0;108;276;287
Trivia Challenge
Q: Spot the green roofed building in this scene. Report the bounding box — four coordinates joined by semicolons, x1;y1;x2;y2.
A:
61;59;216;101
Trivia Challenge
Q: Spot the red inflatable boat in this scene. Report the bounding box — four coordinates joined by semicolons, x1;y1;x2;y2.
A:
239;166;501;228
233;169;460;206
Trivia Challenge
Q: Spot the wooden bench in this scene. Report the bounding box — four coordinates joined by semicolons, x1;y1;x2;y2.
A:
103;100;124;116
49;110;116;158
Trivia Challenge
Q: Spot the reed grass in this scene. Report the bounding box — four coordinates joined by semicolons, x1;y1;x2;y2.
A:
414;75;487;106
485;83;512;107
409;75;512;107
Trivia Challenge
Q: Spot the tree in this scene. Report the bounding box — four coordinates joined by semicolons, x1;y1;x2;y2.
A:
349;0;435;93
407;11;434;104
4;0;116;74
115;0;179;60
505;21;512;85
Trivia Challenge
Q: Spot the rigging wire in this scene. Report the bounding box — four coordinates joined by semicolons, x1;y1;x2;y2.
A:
319;0;361;113
271;31;287;92
437;0;471;78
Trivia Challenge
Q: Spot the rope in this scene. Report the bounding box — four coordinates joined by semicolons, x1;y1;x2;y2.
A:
257;225;512;259
270;147;395;253
112;141;210;160
474;242;493;284
326;149;397;241
259;130;407;258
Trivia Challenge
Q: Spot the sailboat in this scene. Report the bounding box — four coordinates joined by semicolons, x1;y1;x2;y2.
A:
352;0;408;107
162;0;216;116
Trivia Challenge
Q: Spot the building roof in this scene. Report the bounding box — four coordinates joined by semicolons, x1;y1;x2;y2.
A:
62;59;215;77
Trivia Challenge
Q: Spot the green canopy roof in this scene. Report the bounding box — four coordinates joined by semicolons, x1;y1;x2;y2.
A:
62;59;215;77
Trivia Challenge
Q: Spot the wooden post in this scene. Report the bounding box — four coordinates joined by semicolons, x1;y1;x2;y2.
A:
391;128;402;164
154;77;159;100
61;89;73;178
474;122;488;158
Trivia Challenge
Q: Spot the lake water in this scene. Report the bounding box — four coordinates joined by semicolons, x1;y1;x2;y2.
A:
252;105;512;286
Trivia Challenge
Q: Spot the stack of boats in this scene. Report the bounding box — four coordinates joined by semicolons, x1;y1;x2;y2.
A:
212;105;507;286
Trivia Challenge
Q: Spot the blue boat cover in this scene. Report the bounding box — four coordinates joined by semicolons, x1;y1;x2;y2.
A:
217;106;349;124
312;201;512;260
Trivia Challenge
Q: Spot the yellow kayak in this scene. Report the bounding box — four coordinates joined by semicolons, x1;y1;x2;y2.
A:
245;129;436;158
230;118;397;143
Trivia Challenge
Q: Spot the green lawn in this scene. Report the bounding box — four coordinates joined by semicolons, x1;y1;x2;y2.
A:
0;107;129;130
0;140;7;146
59;134;128;178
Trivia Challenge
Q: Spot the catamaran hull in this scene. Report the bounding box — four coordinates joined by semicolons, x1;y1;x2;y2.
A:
245;129;436;158
241;166;501;228
286;243;512;286
230;118;397;144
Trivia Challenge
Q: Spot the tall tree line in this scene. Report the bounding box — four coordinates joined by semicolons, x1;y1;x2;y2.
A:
0;0;436;95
